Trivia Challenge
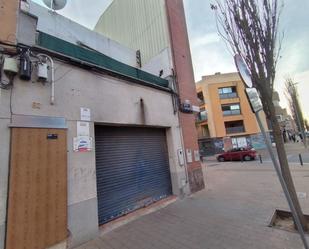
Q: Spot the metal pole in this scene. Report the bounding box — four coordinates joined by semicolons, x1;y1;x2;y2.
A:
37;54;55;105
255;110;309;249
299;154;303;166
259;154;263;164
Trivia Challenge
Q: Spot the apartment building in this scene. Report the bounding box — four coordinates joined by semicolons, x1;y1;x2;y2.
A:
196;72;269;155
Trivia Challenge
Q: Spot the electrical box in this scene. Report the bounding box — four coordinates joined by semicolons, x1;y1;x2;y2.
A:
19;53;32;81
177;149;185;166
37;63;48;82
3;58;18;75
186;149;193;163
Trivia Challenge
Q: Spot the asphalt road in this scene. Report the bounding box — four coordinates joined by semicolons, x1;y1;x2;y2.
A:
205;142;309;166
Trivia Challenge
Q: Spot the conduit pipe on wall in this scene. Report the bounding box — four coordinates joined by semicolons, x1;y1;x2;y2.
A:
37;53;55;105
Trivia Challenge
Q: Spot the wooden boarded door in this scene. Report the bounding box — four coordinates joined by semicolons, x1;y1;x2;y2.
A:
6;128;67;249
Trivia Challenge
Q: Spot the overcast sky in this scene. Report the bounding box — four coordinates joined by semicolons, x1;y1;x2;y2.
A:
33;0;309;118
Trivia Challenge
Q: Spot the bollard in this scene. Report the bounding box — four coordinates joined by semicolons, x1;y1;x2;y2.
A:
259;154;263;164
299;154;303;166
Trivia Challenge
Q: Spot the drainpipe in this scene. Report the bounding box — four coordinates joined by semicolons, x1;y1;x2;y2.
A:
37;54;55;105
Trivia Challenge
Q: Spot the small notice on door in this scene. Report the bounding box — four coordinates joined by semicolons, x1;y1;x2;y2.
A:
73;136;93;152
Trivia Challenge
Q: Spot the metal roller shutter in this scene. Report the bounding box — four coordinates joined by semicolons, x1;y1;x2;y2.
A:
95;126;172;225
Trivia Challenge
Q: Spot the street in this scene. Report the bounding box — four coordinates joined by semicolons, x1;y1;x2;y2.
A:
75;144;309;249
205;142;309;165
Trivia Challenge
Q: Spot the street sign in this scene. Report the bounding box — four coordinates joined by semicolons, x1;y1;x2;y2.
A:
234;54;253;88
245;88;263;113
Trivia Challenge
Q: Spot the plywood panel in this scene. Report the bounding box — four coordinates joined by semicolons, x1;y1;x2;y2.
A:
6;128;67;249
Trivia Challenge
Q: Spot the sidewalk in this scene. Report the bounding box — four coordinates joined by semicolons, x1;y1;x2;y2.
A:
74;162;309;249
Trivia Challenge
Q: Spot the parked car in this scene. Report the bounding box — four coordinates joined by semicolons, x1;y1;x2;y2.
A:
216;147;257;162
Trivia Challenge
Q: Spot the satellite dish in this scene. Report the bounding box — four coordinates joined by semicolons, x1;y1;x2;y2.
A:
43;0;67;10
234;54;253;88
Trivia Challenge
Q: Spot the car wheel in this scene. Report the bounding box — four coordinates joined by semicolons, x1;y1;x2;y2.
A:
218;156;225;162
243;155;252;161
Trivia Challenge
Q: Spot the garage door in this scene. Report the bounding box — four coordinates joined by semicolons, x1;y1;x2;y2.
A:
95;126;172;225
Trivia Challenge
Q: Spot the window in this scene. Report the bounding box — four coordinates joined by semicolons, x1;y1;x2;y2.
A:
221;103;241;116
218;86;237;99
196;110;207;122
202;125;210;137
225;120;245;134
197;91;205;105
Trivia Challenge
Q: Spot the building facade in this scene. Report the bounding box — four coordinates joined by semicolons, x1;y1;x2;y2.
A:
196;72;269;155
273;91;297;141
95;0;205;192
0;1;203;249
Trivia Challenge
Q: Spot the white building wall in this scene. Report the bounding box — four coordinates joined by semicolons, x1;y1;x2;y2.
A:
22;2;137;67
0;6;190;248
0;59;188;248
95;0;172;71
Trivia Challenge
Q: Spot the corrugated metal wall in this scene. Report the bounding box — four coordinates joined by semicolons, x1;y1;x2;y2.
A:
95;126;172;224
94;0;169;65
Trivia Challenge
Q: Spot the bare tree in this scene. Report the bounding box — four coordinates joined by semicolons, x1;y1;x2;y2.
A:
211;0;307;230
305;120;309;132
285;77;306;146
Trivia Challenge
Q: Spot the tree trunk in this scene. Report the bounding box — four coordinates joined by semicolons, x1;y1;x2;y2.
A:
266;97;308;231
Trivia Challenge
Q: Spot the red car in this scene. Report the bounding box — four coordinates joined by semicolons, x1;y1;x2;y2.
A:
217;148;257;162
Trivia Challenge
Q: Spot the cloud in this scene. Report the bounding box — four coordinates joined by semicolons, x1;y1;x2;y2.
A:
191;33;221;48
190;41;237;81
31;0;112;28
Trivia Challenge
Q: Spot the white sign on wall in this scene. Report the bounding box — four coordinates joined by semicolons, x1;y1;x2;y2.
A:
73;136;93;152
194;150;200;161
80;107;91;121
177;149;185;166
77;121;90;136
186;149;193;163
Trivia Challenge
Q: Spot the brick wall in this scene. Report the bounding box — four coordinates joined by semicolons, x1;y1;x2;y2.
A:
165;0;205;193
0;0;19;44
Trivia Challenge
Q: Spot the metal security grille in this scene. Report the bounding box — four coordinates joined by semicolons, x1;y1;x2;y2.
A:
95;126;172;225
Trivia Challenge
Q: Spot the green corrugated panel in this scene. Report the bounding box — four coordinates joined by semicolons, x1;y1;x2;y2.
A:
36;32;169;88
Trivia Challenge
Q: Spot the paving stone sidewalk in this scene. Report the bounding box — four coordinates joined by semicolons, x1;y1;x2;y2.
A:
75;161;309;249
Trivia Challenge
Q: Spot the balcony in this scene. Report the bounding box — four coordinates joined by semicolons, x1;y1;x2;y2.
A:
218;86;238;100
197;91;205;106
196;111;208;123
222;109;241;116
219;92;238;99
226;126;245;134
225;120;245;134
198;99;205;106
